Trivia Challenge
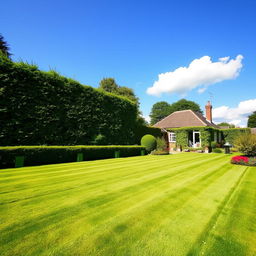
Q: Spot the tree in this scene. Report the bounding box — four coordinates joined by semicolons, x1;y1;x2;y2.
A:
99;78;139;106
149;99;203;125
149;101;171;125
248;111;256;128
217;122;235;128
99;78;118;93
117;86;139;105
169;99;203;115
0;34;11;58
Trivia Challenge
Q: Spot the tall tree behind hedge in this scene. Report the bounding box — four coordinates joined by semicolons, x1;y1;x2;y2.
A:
149;99;203;125
99;78;139;106
150;101;171;125
248;111;256;127
217;122;235;128
99;78;118;93
169;99;203;115
0;34;11;58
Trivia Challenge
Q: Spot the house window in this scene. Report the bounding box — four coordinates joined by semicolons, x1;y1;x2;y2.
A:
168;132;176;142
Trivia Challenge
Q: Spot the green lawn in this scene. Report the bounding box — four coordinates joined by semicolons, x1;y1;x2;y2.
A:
0;153;256;256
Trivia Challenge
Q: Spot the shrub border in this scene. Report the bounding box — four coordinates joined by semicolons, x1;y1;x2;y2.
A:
0;145;146;169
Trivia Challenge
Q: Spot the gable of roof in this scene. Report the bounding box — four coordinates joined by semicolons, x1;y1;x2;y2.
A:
153;109;219;129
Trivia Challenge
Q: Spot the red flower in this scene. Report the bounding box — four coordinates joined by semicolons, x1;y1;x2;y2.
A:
231;155;249;163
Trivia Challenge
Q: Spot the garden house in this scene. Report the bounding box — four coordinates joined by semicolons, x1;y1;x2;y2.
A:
153;101;220;152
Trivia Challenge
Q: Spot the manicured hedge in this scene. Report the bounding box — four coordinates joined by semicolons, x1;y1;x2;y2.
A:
0;54;139;146
0;145;146;169
221;128;251;145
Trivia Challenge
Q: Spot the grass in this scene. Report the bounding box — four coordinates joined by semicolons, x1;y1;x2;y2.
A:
0;153;255;256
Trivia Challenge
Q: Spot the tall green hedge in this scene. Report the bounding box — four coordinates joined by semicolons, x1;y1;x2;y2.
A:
0;145;145;168
0;55;141;145
221;128;251;144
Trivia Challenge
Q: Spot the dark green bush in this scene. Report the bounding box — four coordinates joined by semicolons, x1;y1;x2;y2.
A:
212;148;222;153
0;55;140;146
0;145;146;169
141;134;157;152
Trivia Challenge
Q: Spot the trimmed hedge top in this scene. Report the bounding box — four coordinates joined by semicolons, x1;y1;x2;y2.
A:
0;145;146;168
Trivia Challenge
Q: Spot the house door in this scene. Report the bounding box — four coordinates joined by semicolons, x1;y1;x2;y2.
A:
193;131;200;148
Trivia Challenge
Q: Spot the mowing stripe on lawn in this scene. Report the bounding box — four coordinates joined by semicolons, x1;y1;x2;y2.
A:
0;154;223;205
2;155;229;250
1;154;255;256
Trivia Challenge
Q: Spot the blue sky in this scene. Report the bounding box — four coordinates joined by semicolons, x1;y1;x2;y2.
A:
1;0;256;126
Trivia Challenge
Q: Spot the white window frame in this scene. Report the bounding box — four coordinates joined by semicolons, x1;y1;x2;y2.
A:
168;132;176;142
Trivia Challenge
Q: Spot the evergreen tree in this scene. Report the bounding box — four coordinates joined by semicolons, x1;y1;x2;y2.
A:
150;101;171;125
149;99;203;125
0;34;11;58
248;111;256;127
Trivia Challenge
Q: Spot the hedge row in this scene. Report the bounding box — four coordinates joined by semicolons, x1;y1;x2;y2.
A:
0;54;142;145
221;128;251;144
0;146;146;169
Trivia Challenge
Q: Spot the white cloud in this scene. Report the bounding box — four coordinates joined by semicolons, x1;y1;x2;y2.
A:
230;120;242;126
147;55;243;96
213;99;256;127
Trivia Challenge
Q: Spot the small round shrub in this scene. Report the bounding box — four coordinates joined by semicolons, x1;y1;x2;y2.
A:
213;148;222;153
141;134;157;152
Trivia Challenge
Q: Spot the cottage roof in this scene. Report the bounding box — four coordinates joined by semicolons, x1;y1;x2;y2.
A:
153;109;219;129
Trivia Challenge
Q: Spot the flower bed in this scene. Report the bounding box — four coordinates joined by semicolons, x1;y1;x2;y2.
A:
231;155;256;166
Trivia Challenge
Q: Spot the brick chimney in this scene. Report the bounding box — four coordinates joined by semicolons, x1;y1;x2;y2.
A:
205;101;212;123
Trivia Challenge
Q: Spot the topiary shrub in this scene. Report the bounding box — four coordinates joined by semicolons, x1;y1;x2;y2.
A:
141;134;157;152
234;133;256;156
